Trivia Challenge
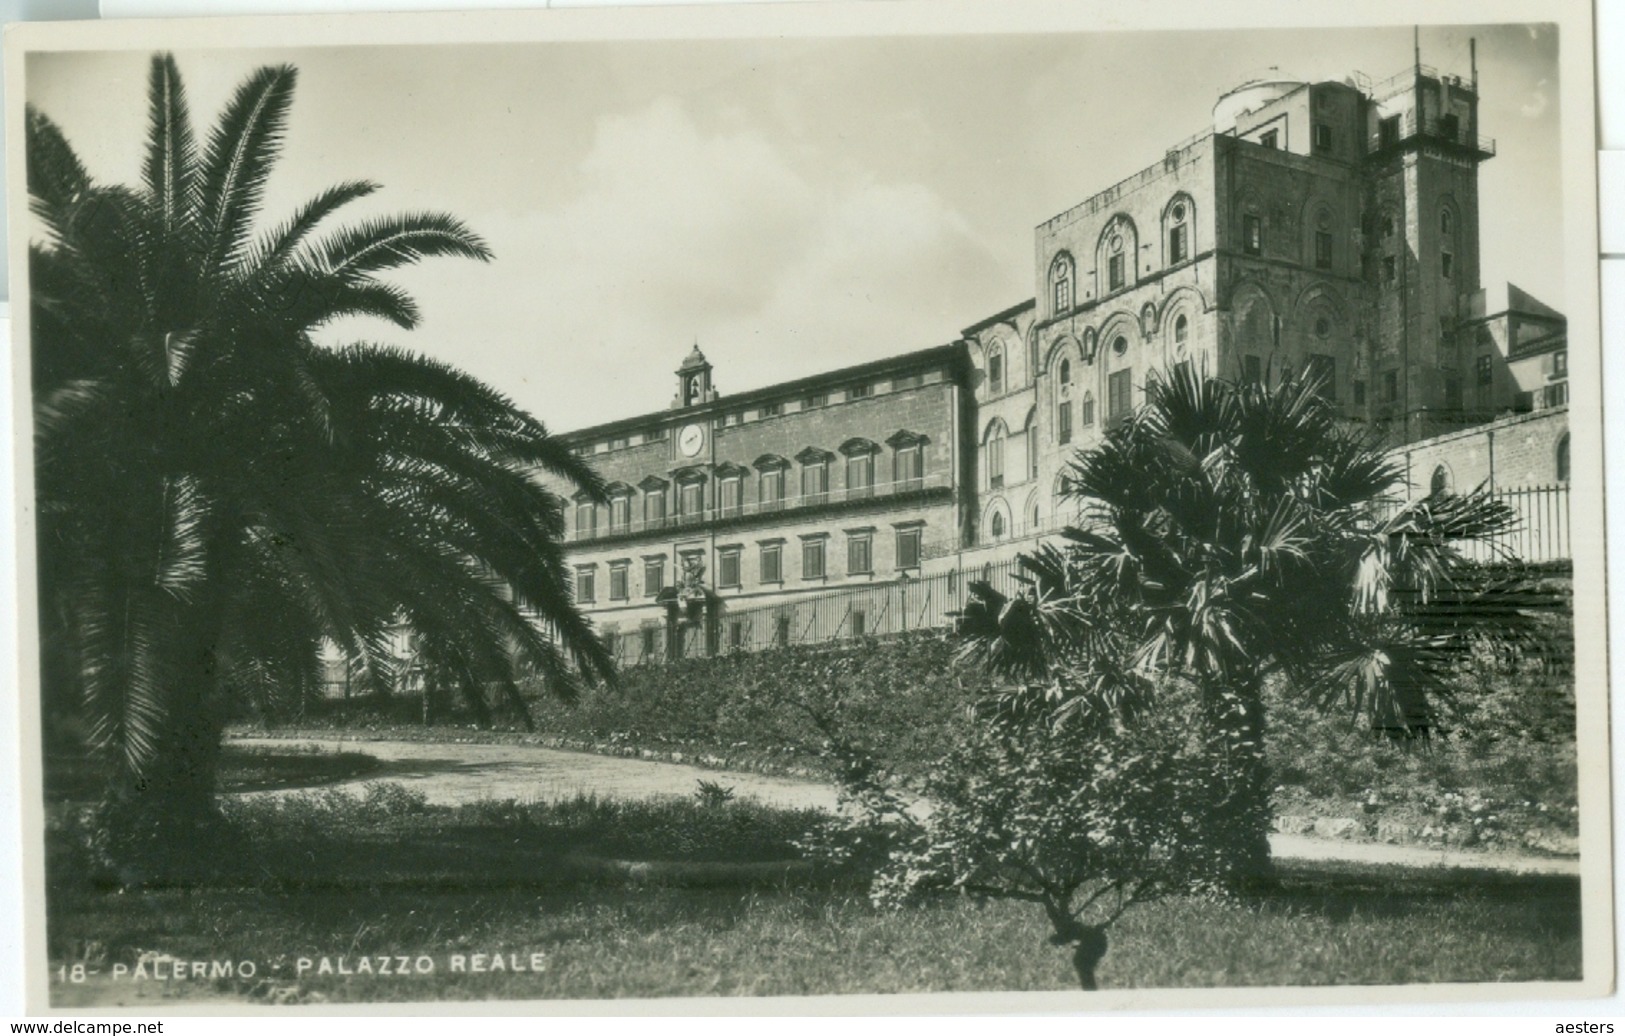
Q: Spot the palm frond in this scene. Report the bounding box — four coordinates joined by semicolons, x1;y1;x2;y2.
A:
311;212;493;277
141;53;199;238
198;63;297;275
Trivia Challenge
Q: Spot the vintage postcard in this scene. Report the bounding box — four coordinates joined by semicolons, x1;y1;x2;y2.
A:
6;0;1610;1014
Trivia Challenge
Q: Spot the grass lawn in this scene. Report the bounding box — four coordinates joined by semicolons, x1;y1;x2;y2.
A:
45;788;1583;1006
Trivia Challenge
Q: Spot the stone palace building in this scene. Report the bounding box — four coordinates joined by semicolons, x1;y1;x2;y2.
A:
543;57;1571;663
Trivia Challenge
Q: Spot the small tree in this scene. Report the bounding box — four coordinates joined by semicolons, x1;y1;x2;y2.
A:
821;684;1251;990
953;366;1531;878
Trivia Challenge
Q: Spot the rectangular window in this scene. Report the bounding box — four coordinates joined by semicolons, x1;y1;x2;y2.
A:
1441;252;1454;279
894;444;924;489
718;549;741;588
1243;355;1262;384
891;373;925;391
847;534;872;575
643;489;666;527
851;611;867;638
1383;370;1399;402
575;501;596;539
1260;129;1279;149
643;557;664;596
1308;354;1336;402
1555;350;1568;377
759;402;781;418
759;468;784;511
729;621;745;650
988;436;1004;487
1029;427;1039;479
1544;382;1569;408
1379;115;1401;148
1476;355;1493;386
848;383;872;400
801;461;829;504
1058;401;1073;444
1108;252;1125;291
847;453;874;499
1080;394;1095;427
1353;380;1367;406
640;625;660;662
804;392;829;409
774;615;791;647
1169;224;1188;265
760;543;783;583
802;539;825;580
1313;123;1332;151
1315;231;1333;270
644;426;667;442
609;563;629;601
1108;369;1133;422
575;566;595;604
1444;375;1462;409
679;480;703;517
1382;256;1397;283
720;477;743;517
1243;215;1262;256
896;528;922;570
609;495;630;531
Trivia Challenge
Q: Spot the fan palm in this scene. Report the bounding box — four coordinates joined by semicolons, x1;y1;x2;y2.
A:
30;54;610;852
956;364;1528;875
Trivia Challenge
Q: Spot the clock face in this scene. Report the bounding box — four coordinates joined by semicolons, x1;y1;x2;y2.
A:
678;423;705;457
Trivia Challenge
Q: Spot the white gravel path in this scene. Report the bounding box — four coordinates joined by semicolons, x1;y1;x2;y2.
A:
228;736;1579;877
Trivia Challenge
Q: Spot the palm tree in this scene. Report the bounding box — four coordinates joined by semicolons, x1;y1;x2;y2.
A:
30;54;611;857
955;365;1528;876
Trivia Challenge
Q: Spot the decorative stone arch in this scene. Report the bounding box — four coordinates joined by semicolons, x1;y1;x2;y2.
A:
1290;281;1351;327
1162;192;1197;267
1023;487;1043;535
1097;311;1139;369
980;495;1014;544
1234;186;1267;251
1437;192;1463;239
1042;333;1082;379
1300;195;1338;266
1229;279;1282;378
1026;324;1041;383
1095;214;1141;296
1139;301;1159;340
985;337;1008;396
981;416;1011;445
1428;463;1454;496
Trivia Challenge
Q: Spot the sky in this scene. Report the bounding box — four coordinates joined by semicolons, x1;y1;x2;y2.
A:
26;22;1564;434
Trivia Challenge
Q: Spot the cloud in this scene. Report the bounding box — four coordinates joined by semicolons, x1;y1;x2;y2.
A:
373;97;1004;431
1520;78;1549;119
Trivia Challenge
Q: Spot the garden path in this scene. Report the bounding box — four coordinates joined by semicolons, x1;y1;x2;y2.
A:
229;736;1579;877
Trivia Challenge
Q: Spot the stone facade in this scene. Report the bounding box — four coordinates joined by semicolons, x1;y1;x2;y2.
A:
542;58;1570;659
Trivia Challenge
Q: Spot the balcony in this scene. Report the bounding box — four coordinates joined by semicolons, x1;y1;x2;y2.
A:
1369;111;1495;160
571;471;952;543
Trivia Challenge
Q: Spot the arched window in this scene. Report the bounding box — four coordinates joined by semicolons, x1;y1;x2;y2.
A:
1173;314;1189;348
1441;209;1453;235
1107;232;1127;291
1167;198;1191;265
988;345;1004;396
985;422;1007;488
1429;465;1452;496
990;511;1006;540
1557;434;1571;482
1081;392;1096;427
1059;358;1072;391
1050;254;1075;314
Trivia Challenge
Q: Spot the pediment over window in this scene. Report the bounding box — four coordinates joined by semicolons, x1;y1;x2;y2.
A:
795;446;835;465
839;437;881;457
753;453;790;471
885;429;929;449
638;475;669;492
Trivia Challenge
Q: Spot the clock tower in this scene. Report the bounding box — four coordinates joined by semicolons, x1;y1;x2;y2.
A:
674;344;716;409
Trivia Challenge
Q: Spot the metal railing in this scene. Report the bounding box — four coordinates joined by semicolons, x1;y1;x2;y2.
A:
572;471;951;542
1378;483;1570;564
